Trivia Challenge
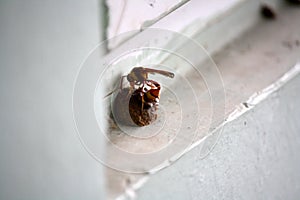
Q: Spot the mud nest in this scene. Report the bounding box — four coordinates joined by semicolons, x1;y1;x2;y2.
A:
112;87;159;127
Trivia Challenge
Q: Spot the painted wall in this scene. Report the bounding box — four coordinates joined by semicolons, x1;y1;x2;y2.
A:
137;74;300;199
0;0;105;199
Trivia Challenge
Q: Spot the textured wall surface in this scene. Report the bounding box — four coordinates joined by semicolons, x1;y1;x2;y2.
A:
0;1;105;199
137;74;300;200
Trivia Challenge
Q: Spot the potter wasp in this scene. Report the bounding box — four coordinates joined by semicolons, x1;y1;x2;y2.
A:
105;67;174;99
106;67;175;126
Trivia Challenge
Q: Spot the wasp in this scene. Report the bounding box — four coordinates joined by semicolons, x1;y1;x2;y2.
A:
107;67;175;126
106;67;174;99
124;67;174;107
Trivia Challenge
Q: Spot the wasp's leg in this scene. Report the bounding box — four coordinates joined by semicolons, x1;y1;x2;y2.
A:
103;75;127;98
120;75;127;90
103;90;115;98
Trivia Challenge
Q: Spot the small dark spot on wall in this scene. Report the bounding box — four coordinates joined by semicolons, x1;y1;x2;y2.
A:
147;0;156;7
243;102;249;108
260;4;277;19
244;121;247;126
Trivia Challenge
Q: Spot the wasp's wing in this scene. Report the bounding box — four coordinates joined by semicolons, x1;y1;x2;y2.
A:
143;68;175;78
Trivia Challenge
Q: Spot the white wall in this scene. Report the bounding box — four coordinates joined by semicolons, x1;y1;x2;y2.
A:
137;74;300;199
0;0;105;199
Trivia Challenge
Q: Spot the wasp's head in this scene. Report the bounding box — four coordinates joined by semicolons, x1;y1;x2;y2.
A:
127;73;135;83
